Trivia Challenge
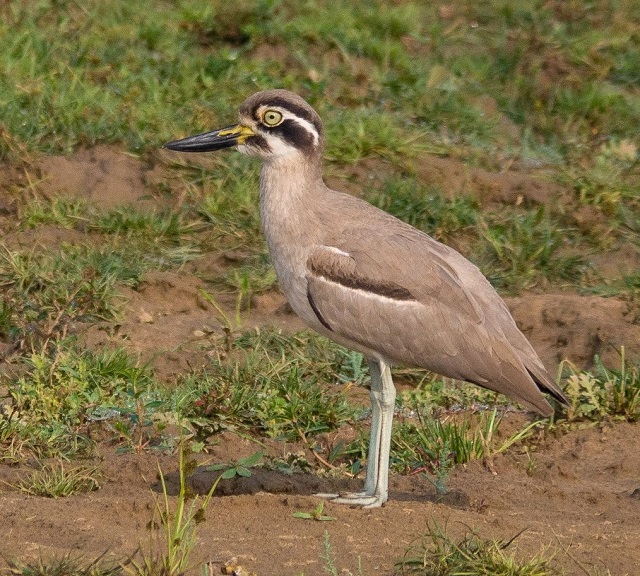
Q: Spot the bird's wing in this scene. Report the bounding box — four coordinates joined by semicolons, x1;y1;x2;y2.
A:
305;226;560;414
307;228;486;324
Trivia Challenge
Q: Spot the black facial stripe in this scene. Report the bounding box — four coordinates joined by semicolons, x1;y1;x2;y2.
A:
254;98;323;137
247;134;271;152
270;119;317;151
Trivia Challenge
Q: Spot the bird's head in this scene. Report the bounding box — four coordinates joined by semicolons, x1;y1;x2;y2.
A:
164;89;324;163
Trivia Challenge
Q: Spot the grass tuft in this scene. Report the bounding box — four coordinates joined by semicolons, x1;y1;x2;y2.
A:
367;179;479;241
475;208;587;291
2;345;156;458
4;553;122;576
13;462;102;498
125;443;218;576
397;522;560;575
0;243;148;352
182;329;358;441
23;197;91;229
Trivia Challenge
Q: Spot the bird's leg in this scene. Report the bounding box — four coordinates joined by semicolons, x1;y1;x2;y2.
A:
324;358;396;508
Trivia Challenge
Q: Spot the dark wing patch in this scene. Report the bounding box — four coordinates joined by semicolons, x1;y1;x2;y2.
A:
307;286;333;331
307;247;416;301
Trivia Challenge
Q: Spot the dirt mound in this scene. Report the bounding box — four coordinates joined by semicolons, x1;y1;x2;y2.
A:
412;155;566;206
508;293;640;368
34;146;156;209
82;271;222;379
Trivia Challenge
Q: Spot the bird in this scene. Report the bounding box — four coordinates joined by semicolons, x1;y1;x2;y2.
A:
164;89;568;508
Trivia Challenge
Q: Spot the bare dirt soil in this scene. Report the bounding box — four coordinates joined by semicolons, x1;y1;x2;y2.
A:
1;147;639;575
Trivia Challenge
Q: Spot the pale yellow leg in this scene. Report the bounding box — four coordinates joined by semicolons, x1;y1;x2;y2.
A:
320;358;396;508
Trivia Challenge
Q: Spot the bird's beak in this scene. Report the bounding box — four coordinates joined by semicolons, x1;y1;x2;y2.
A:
163;123;255;152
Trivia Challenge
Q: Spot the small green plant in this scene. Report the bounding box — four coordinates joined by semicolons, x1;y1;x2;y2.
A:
206;450;263;479
561;349;640;423
198;288;246;349
479;408;544;468
336;349;369;386
218;251;278;304
391;415;483;494
521;447;538;477
125;444;218;576
106;381;167;455
319;530;362;576
13;462;102;498
293;501;335;522
397;522;560;575
266;451;314;475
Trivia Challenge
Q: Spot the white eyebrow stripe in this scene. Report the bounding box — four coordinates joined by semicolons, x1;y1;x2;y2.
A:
282;111;320;145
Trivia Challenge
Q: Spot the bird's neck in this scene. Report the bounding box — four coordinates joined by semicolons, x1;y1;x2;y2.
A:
259;154;323;213
259;153;325;249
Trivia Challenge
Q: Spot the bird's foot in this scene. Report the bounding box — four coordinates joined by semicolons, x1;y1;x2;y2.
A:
314;491;386;508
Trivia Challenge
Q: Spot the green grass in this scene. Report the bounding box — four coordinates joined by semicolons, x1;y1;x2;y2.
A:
475;208;587;292
23;197;200;242
23;197;91;229
587;272;640;304
13;462;102;498
567;141;638;208
1;0;638;160
367;179;479;242
0;243;149;354
181;329;359;441
324;108;434;164
397;522;560;575
1;345;157;458
4;554;123;576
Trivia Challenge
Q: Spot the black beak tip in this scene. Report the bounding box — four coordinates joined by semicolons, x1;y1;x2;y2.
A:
162;140;182;151
161;128;243;153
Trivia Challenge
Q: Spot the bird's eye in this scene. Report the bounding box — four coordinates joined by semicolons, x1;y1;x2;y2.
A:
262;109;283;126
